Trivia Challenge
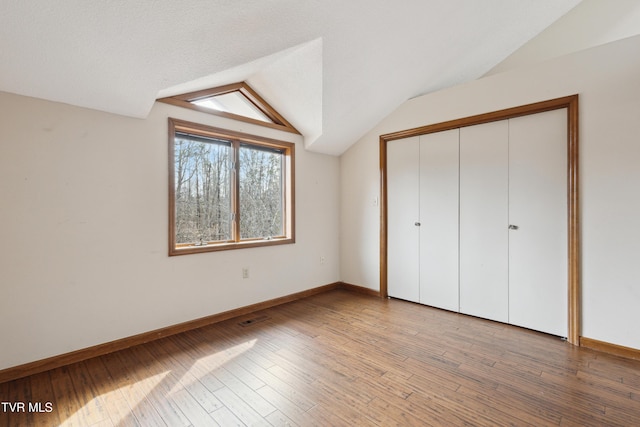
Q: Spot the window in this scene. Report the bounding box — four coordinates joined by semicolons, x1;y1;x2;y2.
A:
168;118;295;255
158;82;300;135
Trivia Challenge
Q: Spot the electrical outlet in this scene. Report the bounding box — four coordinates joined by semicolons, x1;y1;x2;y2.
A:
242;268;249;279
320;256;326;264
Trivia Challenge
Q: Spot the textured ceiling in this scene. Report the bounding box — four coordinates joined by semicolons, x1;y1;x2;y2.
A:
486;0;640;76
0;0;582;155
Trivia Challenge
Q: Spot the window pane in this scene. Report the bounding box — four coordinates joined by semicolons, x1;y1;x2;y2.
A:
174;135;232;244
239;144;284;239
191;91;273;123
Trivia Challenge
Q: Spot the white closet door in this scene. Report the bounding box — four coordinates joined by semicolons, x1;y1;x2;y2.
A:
508;109;568;337
387;137;420;303
459;120;509;323
419;130;459;312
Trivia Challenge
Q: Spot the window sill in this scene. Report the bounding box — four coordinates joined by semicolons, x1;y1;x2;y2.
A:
169;237;295;256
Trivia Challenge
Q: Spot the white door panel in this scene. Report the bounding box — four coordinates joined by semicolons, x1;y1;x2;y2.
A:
459;120;509;323
508;109;568;337
419;130;459;312
387;137;420;302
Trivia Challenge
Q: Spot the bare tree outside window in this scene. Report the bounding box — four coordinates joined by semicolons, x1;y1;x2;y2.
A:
174;134;232;245
239;144;284;239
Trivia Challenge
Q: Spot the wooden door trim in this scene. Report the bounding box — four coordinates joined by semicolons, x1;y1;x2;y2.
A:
379;94;580;345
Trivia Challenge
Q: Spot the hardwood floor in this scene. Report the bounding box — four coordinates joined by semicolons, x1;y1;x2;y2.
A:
1;289;639;426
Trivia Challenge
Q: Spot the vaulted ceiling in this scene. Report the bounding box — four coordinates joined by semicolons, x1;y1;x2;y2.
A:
0;1;586;155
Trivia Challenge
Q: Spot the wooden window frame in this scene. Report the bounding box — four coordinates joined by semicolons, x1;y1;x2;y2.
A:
168;118;295;256
379;95;580;345
158;82;300;135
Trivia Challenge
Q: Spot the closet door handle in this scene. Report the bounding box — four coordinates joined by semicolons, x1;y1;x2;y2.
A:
415;222;421;226
509;224;519;230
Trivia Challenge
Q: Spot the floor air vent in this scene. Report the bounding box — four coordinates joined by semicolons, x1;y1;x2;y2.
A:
238;315;270;327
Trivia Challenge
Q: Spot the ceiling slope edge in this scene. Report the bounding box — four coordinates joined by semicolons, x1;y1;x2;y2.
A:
156;39;323;149
248;39;323;149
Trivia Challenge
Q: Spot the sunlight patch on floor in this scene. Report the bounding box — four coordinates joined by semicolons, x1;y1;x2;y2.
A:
60;370;170;426
168;339;257;393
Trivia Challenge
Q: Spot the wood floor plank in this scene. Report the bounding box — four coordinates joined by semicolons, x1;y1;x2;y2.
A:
172;333;251;391
455;383;561;425
264;408;298;427
82;354;139;426
404;354;500;392
49;366;86;426
238;340;317;386
65;361;111;426
140;340;224;415
100;397;139;427
303;403;349;427
213;367;276;417
28;371;61;426
124;345;191;427
368;395;459;427
407;383;539;427
306;377;397;426
170;387;219;426
209;405;245;426
232;351;317;412
2;290;640;426
213;386;270;426
256;384;309;426
155;337;226;396
4;375;32;427
587;355;640;386
0;380;10;427
101;352;167;427
224;360;267;391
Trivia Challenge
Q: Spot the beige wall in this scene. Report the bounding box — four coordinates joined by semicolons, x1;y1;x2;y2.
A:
341;34;640;350
0;94;340;370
